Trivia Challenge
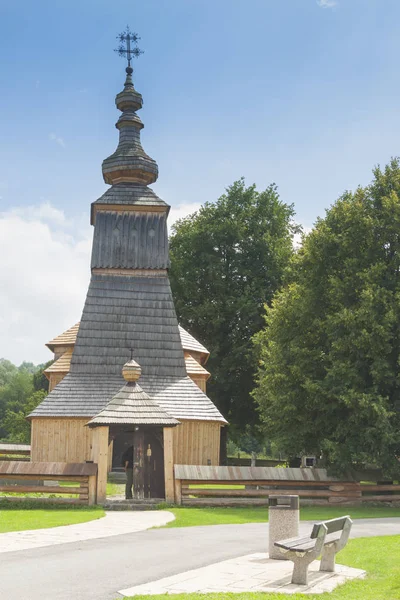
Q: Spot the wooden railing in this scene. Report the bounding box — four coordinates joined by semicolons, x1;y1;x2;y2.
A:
0;443;31;462
0;462;98;505
174;465;400;506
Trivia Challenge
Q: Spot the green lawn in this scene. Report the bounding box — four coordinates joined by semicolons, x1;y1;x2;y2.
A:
122;535;400;600
161;505;400;528
0;505;105;533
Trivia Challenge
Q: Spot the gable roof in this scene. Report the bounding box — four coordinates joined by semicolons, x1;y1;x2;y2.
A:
44;348;73;377
178;326;209;360
46;323;80;351
184;353;210;379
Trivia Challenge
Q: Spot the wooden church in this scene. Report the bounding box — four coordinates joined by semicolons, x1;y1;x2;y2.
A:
28;43;227;502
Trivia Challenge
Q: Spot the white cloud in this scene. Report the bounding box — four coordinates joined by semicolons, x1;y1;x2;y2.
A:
168;202;202;231
49;132;66;148
9;202;67;226
0;204;92;365
317;0;337;7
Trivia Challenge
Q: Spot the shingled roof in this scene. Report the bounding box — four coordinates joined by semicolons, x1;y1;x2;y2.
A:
44;348;73;377
184;353;210;378
87;381;179;427
178;325;209;360
45;324;210;367
30;373;227;422
46;323;80;351
31;63;227;427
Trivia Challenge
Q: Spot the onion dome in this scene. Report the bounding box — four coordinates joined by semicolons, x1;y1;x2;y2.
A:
102;66;158;186
122;358;142;382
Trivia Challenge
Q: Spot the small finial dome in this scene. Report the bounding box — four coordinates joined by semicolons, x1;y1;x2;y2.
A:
122;359;141;382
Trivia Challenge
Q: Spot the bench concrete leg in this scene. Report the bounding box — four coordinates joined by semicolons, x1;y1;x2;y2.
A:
291;556;312;585
320;543;336;572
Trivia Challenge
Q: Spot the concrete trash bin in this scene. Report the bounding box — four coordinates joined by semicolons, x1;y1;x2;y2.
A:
268;495;299;560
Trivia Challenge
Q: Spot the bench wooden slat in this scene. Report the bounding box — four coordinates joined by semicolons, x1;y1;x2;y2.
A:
277;532;342;552
311;516;350;537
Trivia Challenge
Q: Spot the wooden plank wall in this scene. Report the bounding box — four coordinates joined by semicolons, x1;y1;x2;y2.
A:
31;418;92;463
172;421;221;466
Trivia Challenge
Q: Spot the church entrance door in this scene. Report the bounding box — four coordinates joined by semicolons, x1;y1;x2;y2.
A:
111;426;165;499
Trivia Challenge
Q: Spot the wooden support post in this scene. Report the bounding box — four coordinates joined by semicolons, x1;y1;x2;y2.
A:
91;426;109;503
88;473;97;505
174;478;182;505
107;439;114;473
163;427;175;503
133;428;145;499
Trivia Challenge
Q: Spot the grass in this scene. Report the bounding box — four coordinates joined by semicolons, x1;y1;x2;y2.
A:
160;504;400;528
0;505;105;533
121;535;400;600
0;501;105;533
106;481;125;496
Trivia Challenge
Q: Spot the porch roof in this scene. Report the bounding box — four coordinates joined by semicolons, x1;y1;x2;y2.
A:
86;380;179;427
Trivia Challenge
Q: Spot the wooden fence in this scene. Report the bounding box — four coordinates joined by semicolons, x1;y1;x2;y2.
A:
0;443;31;462
174;465;400;506
226;457;283;467
0;461;98;505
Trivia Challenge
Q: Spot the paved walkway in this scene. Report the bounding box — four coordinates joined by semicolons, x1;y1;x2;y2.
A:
119;553;365;596
0;510;175;553
0;518;399;600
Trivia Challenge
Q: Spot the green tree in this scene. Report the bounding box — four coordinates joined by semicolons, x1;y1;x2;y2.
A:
0;370;34;438
254;159;400;477
169;178;297;432
3;390;47;443
33;361;51;392
0;359;17;387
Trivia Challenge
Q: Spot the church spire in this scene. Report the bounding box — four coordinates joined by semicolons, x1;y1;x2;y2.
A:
102;28;158;186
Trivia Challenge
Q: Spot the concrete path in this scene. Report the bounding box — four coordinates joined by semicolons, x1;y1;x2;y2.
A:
0;510;175;553
119;553;365;597
0;518;399;600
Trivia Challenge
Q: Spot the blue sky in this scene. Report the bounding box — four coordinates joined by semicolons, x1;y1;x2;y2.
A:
2;0;400;364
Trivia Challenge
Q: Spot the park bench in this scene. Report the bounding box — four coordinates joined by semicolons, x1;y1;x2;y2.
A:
274;516;353;585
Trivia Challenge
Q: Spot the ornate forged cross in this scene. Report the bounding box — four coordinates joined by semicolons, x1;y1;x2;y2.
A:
115;26;143;67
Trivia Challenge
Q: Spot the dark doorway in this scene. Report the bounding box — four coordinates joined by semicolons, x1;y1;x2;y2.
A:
111;426;165;498
144;429;165;498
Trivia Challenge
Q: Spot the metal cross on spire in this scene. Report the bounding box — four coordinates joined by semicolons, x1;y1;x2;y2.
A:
115;26;143;67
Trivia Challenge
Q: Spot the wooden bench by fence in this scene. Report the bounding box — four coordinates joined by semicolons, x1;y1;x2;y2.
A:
174;465;400;506
0;444;31;462
0;462;98;505
275;516;353;585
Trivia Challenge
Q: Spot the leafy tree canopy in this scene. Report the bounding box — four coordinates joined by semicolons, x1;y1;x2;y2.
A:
169;178;297;434
0;359;50;440
254;159;400;477
3;390;47;443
